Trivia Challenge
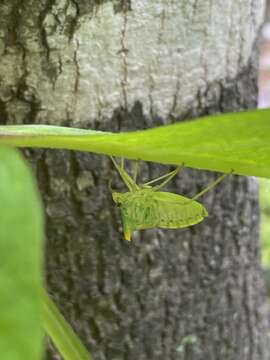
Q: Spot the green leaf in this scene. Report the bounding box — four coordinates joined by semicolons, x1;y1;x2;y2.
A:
42;290;93;360
0;145;44;359
0;108;269;177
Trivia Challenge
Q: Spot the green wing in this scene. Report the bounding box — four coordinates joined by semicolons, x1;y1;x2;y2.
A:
150;192;208;229
120;191;208;239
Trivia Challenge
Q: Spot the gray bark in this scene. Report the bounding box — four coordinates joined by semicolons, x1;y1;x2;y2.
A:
0;1;269;359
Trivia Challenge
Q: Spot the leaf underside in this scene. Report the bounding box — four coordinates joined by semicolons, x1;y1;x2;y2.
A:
0;108;270;178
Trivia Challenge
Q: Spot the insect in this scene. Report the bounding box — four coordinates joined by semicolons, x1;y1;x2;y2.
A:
111;157;229;241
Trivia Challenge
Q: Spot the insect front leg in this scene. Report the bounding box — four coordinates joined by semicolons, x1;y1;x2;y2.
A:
110;156;139;192
133;160;140;183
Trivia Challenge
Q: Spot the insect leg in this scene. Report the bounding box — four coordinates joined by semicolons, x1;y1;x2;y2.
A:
191;172;232;201
110;156;139;191
144;166;184;187
152;165;184;190
133;160;140;183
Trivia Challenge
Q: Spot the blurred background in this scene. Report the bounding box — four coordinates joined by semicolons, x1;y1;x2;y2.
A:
258;4;270;288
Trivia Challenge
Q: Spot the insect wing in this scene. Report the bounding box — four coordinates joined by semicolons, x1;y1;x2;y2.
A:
151;191;208;229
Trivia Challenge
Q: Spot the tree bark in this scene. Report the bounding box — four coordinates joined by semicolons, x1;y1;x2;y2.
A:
0;1;269;359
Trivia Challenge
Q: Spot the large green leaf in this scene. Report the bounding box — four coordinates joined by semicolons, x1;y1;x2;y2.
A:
0;146;44;359
0;108;269;177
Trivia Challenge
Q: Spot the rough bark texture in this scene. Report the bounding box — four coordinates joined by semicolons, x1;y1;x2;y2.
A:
0;1;269;360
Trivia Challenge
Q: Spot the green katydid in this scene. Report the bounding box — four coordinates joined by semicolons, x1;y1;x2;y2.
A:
111;157;230;241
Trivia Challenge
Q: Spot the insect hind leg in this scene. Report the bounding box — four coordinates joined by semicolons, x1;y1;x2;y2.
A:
191;171;232;201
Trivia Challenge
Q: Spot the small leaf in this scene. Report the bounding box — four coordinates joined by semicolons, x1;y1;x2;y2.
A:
0;145;44;359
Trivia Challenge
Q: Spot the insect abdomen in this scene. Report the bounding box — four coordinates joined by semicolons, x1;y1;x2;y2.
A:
153;192;208;229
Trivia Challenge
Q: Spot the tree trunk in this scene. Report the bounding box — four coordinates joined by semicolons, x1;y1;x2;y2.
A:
0;1;269;359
